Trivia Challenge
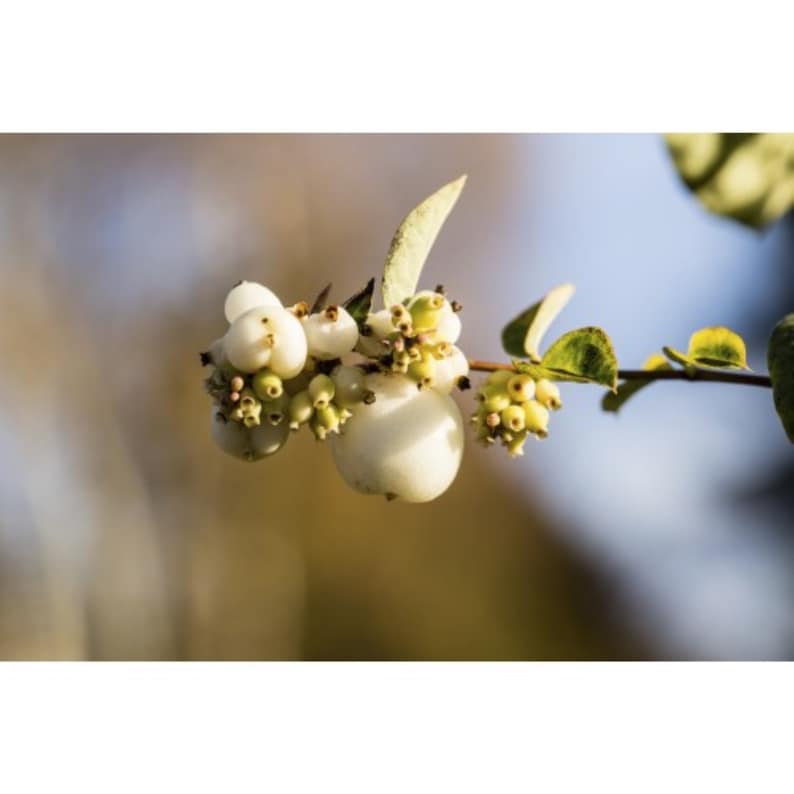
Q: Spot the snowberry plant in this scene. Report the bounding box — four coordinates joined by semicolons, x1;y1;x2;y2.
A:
201;174;794;503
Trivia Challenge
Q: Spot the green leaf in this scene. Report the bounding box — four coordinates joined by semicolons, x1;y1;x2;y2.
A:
541;327;619;390
501;283;575;361
602;353;671;413
767;314;794;442
310;282;333;314
343;277;375;327
687;326;748;369
663;326;748;370
665;133;794;229
662;346;693;368
511;359;583;383
381;175;466;309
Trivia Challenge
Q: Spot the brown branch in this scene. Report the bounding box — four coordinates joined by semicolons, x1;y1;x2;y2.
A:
467;360;772;389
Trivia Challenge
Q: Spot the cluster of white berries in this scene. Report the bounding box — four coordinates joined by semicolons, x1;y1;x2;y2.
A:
202;280;469;502
472;370;562;457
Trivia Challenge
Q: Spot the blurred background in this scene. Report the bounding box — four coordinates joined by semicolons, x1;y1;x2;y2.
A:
0;134;792;660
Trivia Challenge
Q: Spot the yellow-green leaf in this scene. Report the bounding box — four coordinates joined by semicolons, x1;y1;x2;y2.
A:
688;326;748;369
767;314;794;442
663;326;748;370
512;359;589;384
501;283;575;361
381;175;466;309
662;346;697;372
541;327;618;390
665;133;794;229
602;353;671;413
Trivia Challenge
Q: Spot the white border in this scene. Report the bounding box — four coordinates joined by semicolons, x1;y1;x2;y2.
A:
1;1;792;131
0;663;790;793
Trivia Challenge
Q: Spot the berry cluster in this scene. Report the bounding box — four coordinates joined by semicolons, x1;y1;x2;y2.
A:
358;289;469;393
471;370;562;457
203;281;372;460
201;280;471;501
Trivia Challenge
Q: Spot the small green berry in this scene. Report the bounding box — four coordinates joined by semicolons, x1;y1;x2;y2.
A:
309;373;336;408
523;400;550;437
500;404;526;433
505;429;529;457
311;404;341;439
487;370;514;386
252;369;284;401
507;374;536;402
480;383;511;414
288;390;314;430
535;379;562;410
407;356;436;388
408;293;444;333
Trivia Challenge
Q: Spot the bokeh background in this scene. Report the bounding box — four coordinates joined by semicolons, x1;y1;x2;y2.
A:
1;134;792;660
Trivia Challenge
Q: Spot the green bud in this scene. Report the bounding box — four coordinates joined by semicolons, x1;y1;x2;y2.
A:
476;424;495;445
393;349;411;366
315;404;341;430
252;369;284;401
487;369;514;386
523;400;550;437
507;374;536;403
428;341;452;360
409;294;444;334
505;429;529;457
390;304;410;326
500;404;526;433
237;388;262;426
407;356;436;388
289;390;314;430
239;388;258;409
309;373;336;408
480;383;511;414
311;404;341;439
535;379;562;410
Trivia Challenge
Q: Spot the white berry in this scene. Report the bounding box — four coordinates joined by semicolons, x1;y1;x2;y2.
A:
434;307;462;344
224;305;307;376
331;364;366;406
432;346;469;394
303;306;359;360
329;373;464;503
224;281;282;324
356;309;395;357
266;307;309;379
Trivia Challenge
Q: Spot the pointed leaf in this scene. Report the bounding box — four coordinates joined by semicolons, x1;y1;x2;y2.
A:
381;175;466;309
501;283;575;361
343;277;375;327
687;326;748;369
310;282;333;314
662;346;697;369
541;327;618;390
602;354;671;413
767;314;794;442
